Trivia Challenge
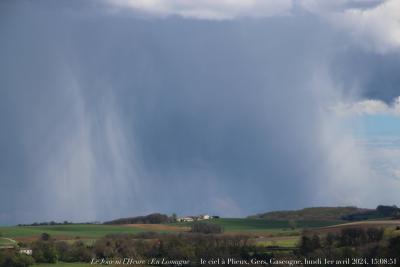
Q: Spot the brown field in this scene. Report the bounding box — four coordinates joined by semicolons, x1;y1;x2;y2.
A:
124;224;190;232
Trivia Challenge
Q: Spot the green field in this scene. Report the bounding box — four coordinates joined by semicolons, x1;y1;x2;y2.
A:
0;224;143;239
171;218;343;233
0;219;344;242
0;237;17;246
256;236;300;247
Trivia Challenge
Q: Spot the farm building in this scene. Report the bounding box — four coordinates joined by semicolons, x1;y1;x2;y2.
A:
177;214;211;222
177;217;194;222
19;248;33;255
199;214;210;220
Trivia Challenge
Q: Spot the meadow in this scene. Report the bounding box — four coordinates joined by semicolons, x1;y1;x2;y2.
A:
170;218;343;233
0;224;143;240
0;237;16;246
0;218;343;241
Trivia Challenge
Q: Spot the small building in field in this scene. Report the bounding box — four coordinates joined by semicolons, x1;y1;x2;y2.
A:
199;214;210;220
19;248;33;255
177;217;194;222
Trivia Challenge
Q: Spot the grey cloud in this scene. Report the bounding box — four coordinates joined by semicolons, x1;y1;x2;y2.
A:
331;50;400;102
0;1;399;224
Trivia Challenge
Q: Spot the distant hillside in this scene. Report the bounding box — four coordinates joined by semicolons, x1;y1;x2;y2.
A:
342;205;400;221
249;207;371;221
104;213;172;225
250;205;400;221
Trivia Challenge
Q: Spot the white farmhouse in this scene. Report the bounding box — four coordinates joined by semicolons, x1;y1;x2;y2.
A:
19;248;33;255
177;217;194;222
199;214;210;220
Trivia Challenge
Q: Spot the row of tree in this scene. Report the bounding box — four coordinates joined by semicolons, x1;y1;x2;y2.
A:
103;213;172;224
298;227;400;262
17;221;98;227
8;230;272;266
342;205;400;221
0;251;34;267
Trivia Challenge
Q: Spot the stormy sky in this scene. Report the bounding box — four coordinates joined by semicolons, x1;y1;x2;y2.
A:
1;0;400;225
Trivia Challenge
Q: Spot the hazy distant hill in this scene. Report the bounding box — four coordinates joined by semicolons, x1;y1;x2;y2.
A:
342;205;400;221
250;205;400;221
249;207;371;221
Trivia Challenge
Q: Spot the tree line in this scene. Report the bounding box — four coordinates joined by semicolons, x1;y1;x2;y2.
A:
298;227;400;263
103;213;172;225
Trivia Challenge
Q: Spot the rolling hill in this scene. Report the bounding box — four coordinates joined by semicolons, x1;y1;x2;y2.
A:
249;206;370;221
249;205;400;221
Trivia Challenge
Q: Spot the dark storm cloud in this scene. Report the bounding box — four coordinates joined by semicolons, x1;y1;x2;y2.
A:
0;1;398;224
331;50;400;103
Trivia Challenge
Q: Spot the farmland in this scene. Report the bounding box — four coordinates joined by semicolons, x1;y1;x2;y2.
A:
0;224;143;241
1;218;399;248
0;237;16;246
170;218;343;233
1;216;400;267
0;218;343;242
